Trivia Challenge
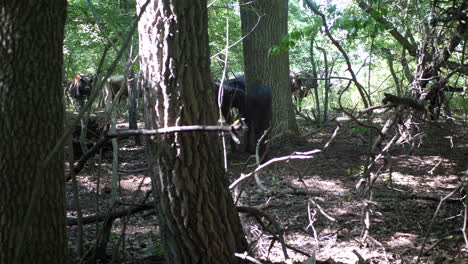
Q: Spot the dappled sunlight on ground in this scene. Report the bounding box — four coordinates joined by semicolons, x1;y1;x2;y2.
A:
66;118;468;263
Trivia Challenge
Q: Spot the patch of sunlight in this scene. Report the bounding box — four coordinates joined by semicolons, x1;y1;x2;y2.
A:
291;176;350;196
386;232;419;248
387;171;421;188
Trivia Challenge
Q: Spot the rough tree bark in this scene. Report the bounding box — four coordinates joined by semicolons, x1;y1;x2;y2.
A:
137;1;248;263
240;0;298;138
0;1;68;263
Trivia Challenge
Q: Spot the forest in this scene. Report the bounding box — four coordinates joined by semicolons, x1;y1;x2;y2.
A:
0;0;467;263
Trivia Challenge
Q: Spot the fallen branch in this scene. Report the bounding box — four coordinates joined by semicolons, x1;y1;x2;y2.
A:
237;206;311;260
108;121;246;144
67;203;154;226
229;149;321;190
68;135;111;180
375;189;463;203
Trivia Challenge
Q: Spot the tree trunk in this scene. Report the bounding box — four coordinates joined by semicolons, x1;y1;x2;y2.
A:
316;46;330;123
240;0;298;137
309;37;321;122
128;69;140;145
137;1;248;263
0;1;68;263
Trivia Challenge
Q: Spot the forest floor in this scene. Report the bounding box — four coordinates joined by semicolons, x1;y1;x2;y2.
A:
66;114;468;264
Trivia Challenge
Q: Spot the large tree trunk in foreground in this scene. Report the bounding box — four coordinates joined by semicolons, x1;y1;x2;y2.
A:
240;0;298;138
137;1;248;263
0;1;68;263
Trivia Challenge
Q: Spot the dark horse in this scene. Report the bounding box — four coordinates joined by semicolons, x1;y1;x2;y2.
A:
214;82;246;123
245;83;272;157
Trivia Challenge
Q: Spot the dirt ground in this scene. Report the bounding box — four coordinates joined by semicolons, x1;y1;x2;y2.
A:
66;116;468;264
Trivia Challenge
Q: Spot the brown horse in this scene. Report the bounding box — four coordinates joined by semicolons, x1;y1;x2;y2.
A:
66;74;93;109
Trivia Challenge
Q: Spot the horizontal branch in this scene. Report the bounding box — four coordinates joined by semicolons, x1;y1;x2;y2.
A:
67;203;154;226
229;149;321;190
107;123;244;137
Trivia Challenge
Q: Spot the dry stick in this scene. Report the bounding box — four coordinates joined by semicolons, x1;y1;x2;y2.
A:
207;0;223;9
88;202;119;263
415;184;463;264
68;203;154;226
68;135;111;180
462;190;468;246
234;253;263;264
119;167;147;173
253;128;271;192
108;124;243;137
306;199;319;243
230;119;341;191
210;3;262;60
309;197;337;223
352;249;367;264
79;112;92;170
68;137;84;257
217;11;230;171
107;38;138;209
110;118;119;205
237;206;311;260
229;149;321;190
360;113;400;241
95;148;103;239
112;178;149;263
109;148;154;263
108;145;160;262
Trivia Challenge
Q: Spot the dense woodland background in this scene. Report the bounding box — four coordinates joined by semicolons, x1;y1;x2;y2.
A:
0;0;467;263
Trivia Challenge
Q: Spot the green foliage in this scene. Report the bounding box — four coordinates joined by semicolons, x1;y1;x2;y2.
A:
144;244;164;257
65;0;137;79
62;0;466;118
346;165;364;176
350;126;369;136
208;1;244;79
269;24;319;56
449;93;468;116
109;231;117;240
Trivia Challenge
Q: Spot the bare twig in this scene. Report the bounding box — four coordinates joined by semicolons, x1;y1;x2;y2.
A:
416;184;463;263
229;149;321;190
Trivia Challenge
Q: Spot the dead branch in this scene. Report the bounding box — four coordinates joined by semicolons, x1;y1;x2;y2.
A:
234;252;263;264
352;249;367;264
416;184;463;264
237;206;311;260
67;203;153;226
375;189;463;203
108;121;246;144
332;105;388;137
382;93;425;112
68;135;111;180
229;149;321;190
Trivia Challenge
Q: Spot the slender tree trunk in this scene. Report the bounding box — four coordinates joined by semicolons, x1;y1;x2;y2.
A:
0;1;68;263
138;1;248;263
383;48;402;96
310;38;321;122
128;69;140;145
240;0;298;137
316;46;330;123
